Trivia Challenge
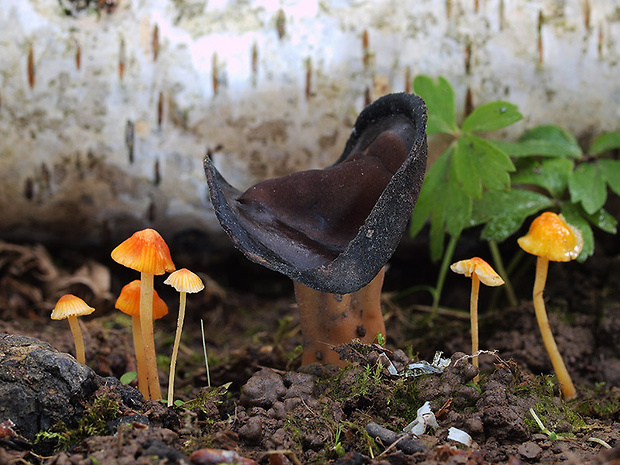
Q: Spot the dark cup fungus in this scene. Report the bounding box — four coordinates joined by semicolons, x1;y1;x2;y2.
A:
205;93;427;365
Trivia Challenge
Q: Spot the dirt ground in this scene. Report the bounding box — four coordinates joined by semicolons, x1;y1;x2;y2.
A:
0;228;618;464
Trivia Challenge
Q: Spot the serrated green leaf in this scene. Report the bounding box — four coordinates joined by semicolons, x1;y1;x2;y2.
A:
429;200;446;262
511;158;573;198
453;138;482;198
445;181;472;237
472;189;554;241
590;131;620;155
462;101;522;133
409;147;452;238
561;203;594;261
598;159;620;196
467;135;515;191
494;125;583;158
413;75;458;135
583;207;617;234
568;163;607;214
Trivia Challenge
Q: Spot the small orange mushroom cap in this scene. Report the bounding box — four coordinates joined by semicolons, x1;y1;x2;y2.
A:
164;268;205;293
52;294;95;320
111;228;176;275
115;280;169;319
450;257;505;287
517;212;583;262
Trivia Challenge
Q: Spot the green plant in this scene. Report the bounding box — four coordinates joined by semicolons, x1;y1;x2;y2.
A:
409;75;521;314
410;75;620;313
483;125;620;258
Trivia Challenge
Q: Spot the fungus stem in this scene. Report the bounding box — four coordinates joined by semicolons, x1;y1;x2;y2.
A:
533;257;576;400
470;273;480;383
132;315;149;398
140;271;162;400
67;315;86;365
167;292;187;407
294;268;386;366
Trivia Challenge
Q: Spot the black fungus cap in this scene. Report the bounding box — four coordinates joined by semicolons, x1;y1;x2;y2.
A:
204;92;428;295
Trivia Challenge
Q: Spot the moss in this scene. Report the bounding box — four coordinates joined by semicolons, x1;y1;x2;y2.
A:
35;395;119;452
517;374;590;436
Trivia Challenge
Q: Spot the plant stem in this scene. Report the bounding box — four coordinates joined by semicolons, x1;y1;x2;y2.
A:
430;234;459;318
140;271;161;400
132;315;149;398
168;292;187;407
67;315;86;365
488;240;517;307
201;319;211;388
533;257;576;400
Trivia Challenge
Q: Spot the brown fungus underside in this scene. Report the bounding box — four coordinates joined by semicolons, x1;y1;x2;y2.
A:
204;93;427;296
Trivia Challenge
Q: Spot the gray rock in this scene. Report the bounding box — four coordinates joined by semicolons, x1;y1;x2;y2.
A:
239;368;286;408
0;333;144;442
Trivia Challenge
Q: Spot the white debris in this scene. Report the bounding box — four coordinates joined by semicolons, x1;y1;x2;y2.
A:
447;427;472;447
403;351;451;377
378;353;399;375
403;401;439;436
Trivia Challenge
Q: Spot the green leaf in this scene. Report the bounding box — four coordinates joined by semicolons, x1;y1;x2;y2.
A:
511;158;574;198
590;131;620;155
409;146;452;238
583;207;617;234
413;75;458;135
472;189;554;241
598;159;620;196
462;101;522;133
120;371;137;385
444;175;472;237
495;125;583;158
467;135;515;191
561;203;594;261
568;163;607;214
429;198;447;262
453;138;482;198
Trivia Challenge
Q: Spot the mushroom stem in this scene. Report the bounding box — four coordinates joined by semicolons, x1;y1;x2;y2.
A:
167;291;187;407
140;271;162;400
131;315;149;399
533;257;576;400
294;268;386;366
470;273;480;383
67;315;86;364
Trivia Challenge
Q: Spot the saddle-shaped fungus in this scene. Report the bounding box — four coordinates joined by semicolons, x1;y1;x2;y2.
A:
205;93;427;365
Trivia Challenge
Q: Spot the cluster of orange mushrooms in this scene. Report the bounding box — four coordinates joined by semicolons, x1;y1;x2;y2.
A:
51;228;204;405
52;211;584;404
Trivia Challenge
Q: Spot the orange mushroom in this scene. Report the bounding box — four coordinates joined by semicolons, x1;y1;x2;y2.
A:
111;228;176;400
115;280;169;399
51;294;95;365
164;268;205;407
518;212;583;400
450;257;504;382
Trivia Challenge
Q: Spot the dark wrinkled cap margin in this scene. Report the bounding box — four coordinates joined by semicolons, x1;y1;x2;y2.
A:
204;92;427;295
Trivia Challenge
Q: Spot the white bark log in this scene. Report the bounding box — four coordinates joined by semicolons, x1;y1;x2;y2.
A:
0;0;618;244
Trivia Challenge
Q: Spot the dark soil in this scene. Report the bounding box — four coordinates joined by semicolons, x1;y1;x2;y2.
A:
0;233;618;464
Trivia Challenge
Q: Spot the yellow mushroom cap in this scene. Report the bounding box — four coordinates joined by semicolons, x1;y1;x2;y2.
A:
517;212;583;262
164;268;205;293
115;280;169;319
111;228;176;275
450;257;505;287
52;294;95;320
